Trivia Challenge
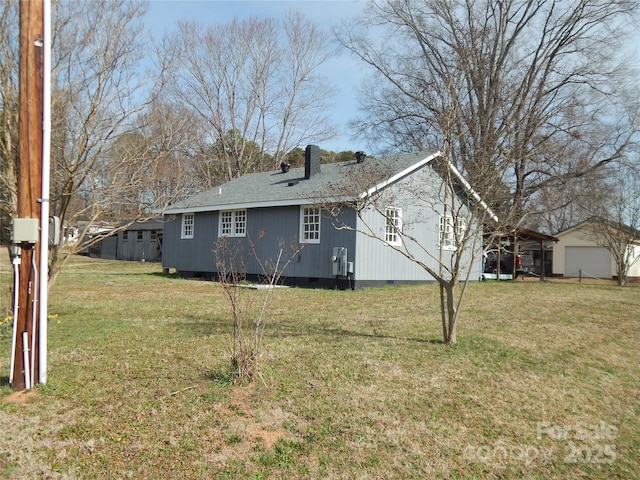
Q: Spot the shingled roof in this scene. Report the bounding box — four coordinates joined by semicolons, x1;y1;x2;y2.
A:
165;150;443;214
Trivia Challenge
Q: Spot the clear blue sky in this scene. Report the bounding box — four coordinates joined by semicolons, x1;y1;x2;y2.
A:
145;0;368;153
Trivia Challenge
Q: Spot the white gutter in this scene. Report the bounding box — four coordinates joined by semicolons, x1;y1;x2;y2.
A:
38;0;51;384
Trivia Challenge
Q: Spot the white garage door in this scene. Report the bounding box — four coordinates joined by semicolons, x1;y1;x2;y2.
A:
565;246;611;278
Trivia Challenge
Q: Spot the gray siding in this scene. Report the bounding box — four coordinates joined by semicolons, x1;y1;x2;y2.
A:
117;230;162;262
353;166;483;283
162;212;219;273
163;207;357;281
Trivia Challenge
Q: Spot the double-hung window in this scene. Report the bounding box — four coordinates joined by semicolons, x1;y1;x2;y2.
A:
219;209;247;237
385;207;402;245
181;213;194;239
439;215;465;250
300;206;320;243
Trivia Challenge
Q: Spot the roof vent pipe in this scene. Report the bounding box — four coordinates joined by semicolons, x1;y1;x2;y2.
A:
305;145;321;179
355;151;366;163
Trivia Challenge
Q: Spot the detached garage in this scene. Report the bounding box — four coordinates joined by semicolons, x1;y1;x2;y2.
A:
553;221;640;280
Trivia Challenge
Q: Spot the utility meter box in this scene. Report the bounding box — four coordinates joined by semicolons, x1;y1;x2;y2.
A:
49;216;61;246
11;217;39;244
331;247;348;276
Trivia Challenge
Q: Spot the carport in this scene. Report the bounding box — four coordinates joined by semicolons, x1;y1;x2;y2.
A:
485;228;558;281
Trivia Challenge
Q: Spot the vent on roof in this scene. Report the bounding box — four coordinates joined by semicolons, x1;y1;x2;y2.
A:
355;151;366;163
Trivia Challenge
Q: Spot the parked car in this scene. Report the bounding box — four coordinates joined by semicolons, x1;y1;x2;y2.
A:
483;252;534;279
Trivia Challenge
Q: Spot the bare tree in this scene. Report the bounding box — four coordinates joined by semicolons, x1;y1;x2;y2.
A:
129;101;207;208
0;0;19;243
321;153;499;344
580;160;640;286
160;11;338;185
336;0;639;230
40;0;155;283
214;235;303;382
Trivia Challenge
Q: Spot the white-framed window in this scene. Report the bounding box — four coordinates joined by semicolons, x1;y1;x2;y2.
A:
219;209;247;237
181;213;194;239
439;215;465;250
300;206;321;243
385;207;402;245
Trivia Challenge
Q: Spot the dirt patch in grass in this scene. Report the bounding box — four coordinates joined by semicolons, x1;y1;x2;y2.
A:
1;389;37;404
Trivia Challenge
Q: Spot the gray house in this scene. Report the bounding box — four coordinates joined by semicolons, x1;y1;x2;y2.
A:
162;146;486;288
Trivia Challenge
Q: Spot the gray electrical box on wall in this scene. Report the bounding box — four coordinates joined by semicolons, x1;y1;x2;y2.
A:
49;216;60;246
331;247;348;276
11;217;39;244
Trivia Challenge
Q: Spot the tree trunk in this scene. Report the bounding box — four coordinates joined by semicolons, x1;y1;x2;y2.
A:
617;261;627;286
444;282;457;344
439;284;447;342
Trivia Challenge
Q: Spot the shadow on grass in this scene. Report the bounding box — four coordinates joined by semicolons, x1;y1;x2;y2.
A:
318;326;445;345
179;314;445;345
148;271;185;280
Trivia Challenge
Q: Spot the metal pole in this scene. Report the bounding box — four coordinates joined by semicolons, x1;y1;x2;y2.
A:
39;0;51;385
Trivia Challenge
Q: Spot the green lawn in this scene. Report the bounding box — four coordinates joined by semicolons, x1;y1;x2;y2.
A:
1;256;638;479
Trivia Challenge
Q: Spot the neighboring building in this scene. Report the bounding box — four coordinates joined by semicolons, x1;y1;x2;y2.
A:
552;220;640;280
86;220;164;262
162;146;490;288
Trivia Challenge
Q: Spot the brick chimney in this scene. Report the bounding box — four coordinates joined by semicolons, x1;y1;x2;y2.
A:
305;145;321;179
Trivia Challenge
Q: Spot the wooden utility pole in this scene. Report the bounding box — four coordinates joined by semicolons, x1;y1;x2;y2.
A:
13;0;44;391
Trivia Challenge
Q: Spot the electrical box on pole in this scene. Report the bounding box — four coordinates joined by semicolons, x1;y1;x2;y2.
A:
11;218;39;244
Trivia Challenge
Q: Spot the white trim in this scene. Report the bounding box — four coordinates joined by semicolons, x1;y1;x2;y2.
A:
300;206;321;244
218;209;247;238
164;197;325;215
385;207;402;246
181;213;194;239
439;215;465;250
360;151;442;199
446;161;499;222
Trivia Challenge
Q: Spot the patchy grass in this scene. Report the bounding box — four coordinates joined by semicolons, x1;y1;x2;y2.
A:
0;256;638;479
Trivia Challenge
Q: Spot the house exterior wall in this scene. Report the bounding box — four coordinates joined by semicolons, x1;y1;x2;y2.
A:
352;172;483;284
162;211;219;273
354;213;483;283
162;206;357;284
630;245;640;277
